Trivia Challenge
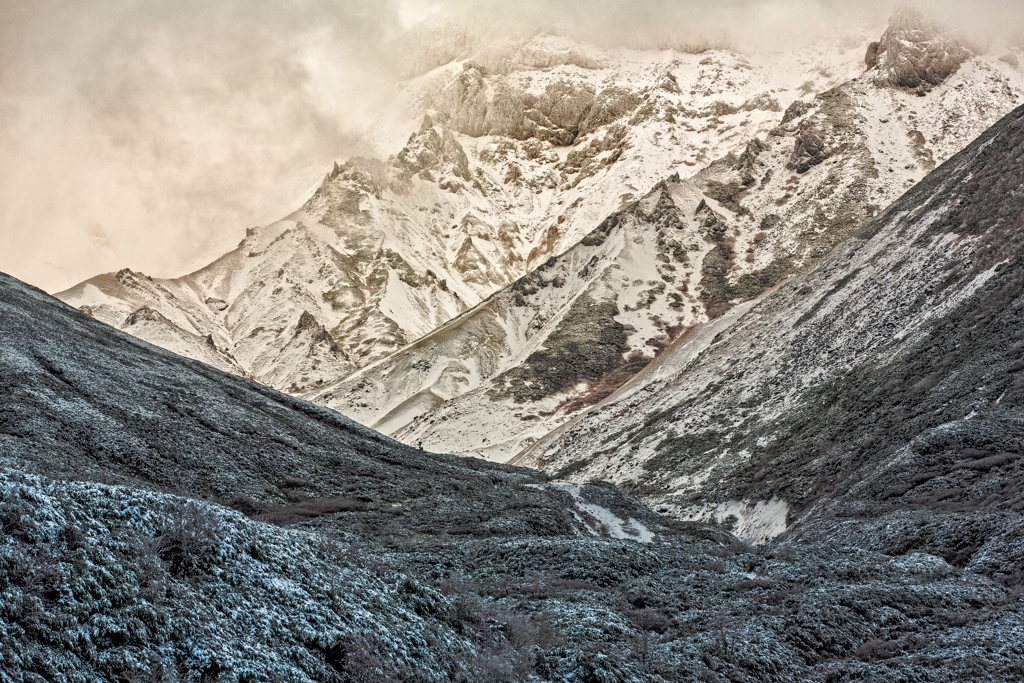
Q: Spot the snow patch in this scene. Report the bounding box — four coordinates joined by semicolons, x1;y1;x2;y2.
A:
673;497;790;545
551;483;655;543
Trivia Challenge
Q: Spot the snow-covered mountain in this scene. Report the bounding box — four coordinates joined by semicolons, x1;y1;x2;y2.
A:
315;11;1024;461
10;8;1024;680
56;7;1024;460
54;26;873;389
515;101;1024;545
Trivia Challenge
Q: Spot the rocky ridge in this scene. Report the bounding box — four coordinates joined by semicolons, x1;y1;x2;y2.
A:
515;101;1024;571
867;3;973;92
309;178;708;454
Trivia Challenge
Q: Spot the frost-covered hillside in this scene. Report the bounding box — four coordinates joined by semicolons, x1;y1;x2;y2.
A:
517;102;1024;557
6;270;1024;682
1;270;663;544
0;471;489;681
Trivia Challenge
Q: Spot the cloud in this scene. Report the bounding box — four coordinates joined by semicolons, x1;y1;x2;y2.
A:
416;0;890;53
1;0;1021;292
0;0;404;291
422;0;1024;52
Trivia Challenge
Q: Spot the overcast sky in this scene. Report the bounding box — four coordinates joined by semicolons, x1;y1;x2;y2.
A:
1;0;1020;292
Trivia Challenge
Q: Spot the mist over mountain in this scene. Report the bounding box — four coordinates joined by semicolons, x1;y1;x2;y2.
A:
3;0;1023;291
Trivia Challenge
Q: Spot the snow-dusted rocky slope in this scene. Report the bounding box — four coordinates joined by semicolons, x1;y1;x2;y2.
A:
52;8;1024;463
2;271;668;545
54;25;876;391
316;10;1024;460
308;178;708;452
517;102;1024;554
7;270;1024;682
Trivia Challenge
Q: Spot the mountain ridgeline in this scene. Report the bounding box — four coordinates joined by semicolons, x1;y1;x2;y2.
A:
54;7;1024;460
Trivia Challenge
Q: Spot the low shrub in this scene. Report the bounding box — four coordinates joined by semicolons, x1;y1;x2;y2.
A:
154;500;225;577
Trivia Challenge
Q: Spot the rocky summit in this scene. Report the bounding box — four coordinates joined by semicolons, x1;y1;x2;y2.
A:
868;3;973;92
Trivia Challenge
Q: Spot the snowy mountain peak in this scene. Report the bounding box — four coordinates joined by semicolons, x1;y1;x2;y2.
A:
394;116;473;183
867;2;973;92
54;29;1024;462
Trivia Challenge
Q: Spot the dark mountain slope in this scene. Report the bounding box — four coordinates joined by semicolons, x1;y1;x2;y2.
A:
4;271;1024;680
520;103;1024;566
2;267;483;498
1;270;672;542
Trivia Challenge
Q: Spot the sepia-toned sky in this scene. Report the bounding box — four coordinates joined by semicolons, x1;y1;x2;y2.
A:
1;0;1021;292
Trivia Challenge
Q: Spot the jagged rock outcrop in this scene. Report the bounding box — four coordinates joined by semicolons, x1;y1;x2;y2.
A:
432;64;641;146
788;130;829;173
123;305;169;327
865;40;882;69
870;3;973;92
394;116;472;182
694;198;729;241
